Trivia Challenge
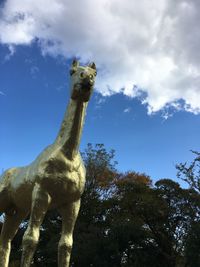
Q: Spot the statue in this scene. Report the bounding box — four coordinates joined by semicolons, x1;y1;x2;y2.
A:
0;59;96;267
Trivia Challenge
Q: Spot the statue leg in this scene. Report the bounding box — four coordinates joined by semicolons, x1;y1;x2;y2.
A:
20;183;51;267
0;210;26;267
58;200;80;267
0;187;11;213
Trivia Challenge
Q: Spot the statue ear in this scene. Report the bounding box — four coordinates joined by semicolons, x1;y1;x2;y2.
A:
88;62;96;71
70;59;79;75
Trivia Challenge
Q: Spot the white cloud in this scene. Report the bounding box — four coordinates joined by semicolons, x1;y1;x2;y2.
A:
0;0;200;114
4;44;15;61
30;65;39;77
0;90;6;96
123;108;131;113
94;94;106;109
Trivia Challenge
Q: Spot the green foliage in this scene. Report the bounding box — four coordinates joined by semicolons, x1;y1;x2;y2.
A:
155;179;200;266
6;145;200;267
176;151;200;192
185;222;200;267
71;143;118;267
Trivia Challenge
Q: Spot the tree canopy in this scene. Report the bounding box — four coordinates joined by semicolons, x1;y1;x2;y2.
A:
1;145;200;267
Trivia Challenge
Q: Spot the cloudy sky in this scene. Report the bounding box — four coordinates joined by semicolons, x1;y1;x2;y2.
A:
0;0;200;184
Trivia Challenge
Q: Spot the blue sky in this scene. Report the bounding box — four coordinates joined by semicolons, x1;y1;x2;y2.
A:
0;43;200;185
0;0;200;186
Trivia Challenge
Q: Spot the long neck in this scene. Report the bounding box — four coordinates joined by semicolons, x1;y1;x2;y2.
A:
55;98;88;160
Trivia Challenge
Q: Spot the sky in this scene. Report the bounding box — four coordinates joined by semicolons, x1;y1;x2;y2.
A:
0;0;200;185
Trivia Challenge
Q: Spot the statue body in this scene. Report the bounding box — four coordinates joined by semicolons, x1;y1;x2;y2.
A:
0;60;96;267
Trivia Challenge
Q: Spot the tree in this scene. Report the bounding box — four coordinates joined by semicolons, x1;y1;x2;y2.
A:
102;172;167;267
114;174;177;267
185;222;200;267
71;143;118;267
5;145;200;266
176;151;200;266
155;179;200;266
176;151;200;193
107;175;200;267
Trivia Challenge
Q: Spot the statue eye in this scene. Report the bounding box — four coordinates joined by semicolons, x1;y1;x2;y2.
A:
80;72;84;78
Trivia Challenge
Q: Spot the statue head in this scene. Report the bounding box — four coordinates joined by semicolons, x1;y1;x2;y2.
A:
70;59;97;102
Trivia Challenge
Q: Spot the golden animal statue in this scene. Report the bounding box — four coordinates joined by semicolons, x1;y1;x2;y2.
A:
0;59;96;267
